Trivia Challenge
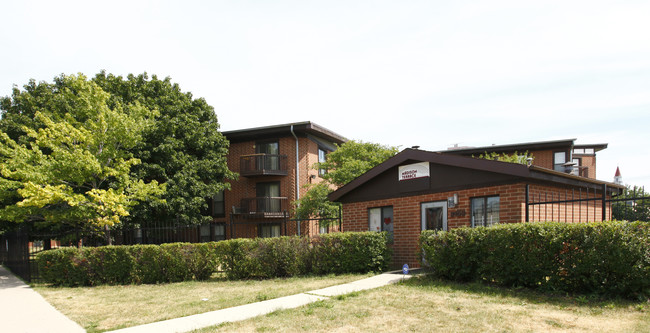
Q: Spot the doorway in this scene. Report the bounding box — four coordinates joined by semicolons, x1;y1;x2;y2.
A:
421;201;447;231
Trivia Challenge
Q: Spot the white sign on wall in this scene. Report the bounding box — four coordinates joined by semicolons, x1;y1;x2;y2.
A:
398;162;430;181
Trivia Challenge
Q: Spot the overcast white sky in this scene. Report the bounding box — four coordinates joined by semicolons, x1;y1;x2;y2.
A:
2;1;649;188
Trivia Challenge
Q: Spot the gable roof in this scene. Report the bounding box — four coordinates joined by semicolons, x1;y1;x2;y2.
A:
328;148;623;202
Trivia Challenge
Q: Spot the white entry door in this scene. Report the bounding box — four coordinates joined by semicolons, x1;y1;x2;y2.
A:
421;201;447;231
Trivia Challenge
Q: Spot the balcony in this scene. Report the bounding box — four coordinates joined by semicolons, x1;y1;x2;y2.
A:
240;154;288;177
237;197;288;218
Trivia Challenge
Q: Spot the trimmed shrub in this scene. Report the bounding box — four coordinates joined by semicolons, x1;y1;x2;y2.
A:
215;236;312;279
311;232;392;274
420;221;650;298
36;242;220;286
36;231;392;285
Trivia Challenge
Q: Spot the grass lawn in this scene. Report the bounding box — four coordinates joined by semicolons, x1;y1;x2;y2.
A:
33;273;373;332
195;275;650;333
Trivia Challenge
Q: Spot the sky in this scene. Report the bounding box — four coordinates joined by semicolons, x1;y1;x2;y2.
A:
2;1;649;188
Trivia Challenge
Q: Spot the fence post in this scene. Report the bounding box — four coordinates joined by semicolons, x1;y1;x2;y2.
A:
338;204;342;231
525;184;530;222
602;184;607;221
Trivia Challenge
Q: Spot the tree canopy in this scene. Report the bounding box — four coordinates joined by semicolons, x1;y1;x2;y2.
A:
475;151;533;165
317;140;399;187
294;140;398;220
0;72;234;229
0;75;164;229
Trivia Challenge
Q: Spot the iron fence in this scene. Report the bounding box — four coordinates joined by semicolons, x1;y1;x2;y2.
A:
525;184;650;223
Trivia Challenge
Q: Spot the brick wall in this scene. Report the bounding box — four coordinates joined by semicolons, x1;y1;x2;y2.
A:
342;183;527;268
220;135;326;238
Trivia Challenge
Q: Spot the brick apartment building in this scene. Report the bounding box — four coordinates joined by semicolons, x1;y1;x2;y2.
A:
441;138;607;179
204;122;346;240
328;148;623;268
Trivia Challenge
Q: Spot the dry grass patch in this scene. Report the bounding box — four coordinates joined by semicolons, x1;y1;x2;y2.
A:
197;276;650;333
33;273;372;332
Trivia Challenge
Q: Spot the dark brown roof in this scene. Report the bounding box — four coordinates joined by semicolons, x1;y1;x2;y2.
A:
328;148;623;202
440;138;577;156
223;121;347;144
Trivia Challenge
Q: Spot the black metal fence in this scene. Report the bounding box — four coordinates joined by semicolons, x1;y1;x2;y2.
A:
526;184;650;223
1;211;343;282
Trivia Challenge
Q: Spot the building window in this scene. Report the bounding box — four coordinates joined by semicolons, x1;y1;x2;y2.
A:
256;182;281;212
471;196;500;227
319;224;328;234
257;141;280;171
571;158;581;176
259;224;281;238
318;148;327;176
368;206;394;242
553;151;567;172
211;191;225;217
213;223;226;241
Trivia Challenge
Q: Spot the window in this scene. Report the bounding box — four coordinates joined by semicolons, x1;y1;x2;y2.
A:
213;224;226;241
259;224;281;238
211;191;225;217
571;158;581;176
318;148;327;176
553;151;567;172
256;182;281;212
369;206;394;242
257;141;280;171
319;224;328;234
471;196;500;227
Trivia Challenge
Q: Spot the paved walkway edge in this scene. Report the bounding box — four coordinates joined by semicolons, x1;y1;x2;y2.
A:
108;272;412;333
0;265;85;333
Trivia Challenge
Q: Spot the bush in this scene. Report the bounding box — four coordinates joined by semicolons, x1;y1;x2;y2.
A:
420;221;650;299
36;243;220;286
36;231;392;285
311;232;392;274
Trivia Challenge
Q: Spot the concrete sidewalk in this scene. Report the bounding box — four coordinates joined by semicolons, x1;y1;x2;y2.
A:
0;265;85;333
108;272;413;333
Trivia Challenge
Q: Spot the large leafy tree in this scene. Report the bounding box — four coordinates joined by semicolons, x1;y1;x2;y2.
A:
294;140;398;220
92;72;235;226
0;75;164;230
0;71;234;228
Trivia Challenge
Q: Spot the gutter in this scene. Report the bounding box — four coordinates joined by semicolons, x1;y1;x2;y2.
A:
290;125;300;235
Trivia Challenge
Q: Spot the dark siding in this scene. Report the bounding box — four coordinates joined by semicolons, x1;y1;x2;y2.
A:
338;163;520;203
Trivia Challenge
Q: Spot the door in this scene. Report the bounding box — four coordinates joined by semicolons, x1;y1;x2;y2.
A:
256;182;280;212
421;201;447;231
257;141;280;171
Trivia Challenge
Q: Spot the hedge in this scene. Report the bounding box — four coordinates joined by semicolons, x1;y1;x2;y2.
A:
420;221;650;298
35;232;391;286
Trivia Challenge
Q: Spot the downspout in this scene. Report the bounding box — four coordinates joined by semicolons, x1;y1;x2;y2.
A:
290;125;300;235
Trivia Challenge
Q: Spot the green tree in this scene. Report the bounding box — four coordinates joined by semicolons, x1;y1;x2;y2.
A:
476;151;533;165
612;185;650;221
0;75;164;229
317;140;399;187
1;72;235;228
92;72;235;226
294;141;398;220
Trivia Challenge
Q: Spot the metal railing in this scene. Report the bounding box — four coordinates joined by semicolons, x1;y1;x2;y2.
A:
238;197;288;217
239;154;288;176
525;184;650;222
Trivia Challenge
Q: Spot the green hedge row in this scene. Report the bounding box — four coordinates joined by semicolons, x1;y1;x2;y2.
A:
36;232;391;286
419;221;650;298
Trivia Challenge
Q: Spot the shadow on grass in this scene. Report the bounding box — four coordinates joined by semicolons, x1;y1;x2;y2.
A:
399;273;648;310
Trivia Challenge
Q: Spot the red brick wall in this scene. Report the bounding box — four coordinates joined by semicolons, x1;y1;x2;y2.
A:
527;183;610;222
220;136;326;238
342;183;527;268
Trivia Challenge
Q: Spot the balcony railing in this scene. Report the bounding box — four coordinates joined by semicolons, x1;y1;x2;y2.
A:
238;197;288;218
240;154;288;177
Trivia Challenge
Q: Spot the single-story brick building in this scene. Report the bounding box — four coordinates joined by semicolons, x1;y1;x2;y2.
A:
328;148;624;268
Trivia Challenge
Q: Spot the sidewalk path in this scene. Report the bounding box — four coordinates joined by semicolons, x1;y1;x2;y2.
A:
0;265;85;333
108;272;413;333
